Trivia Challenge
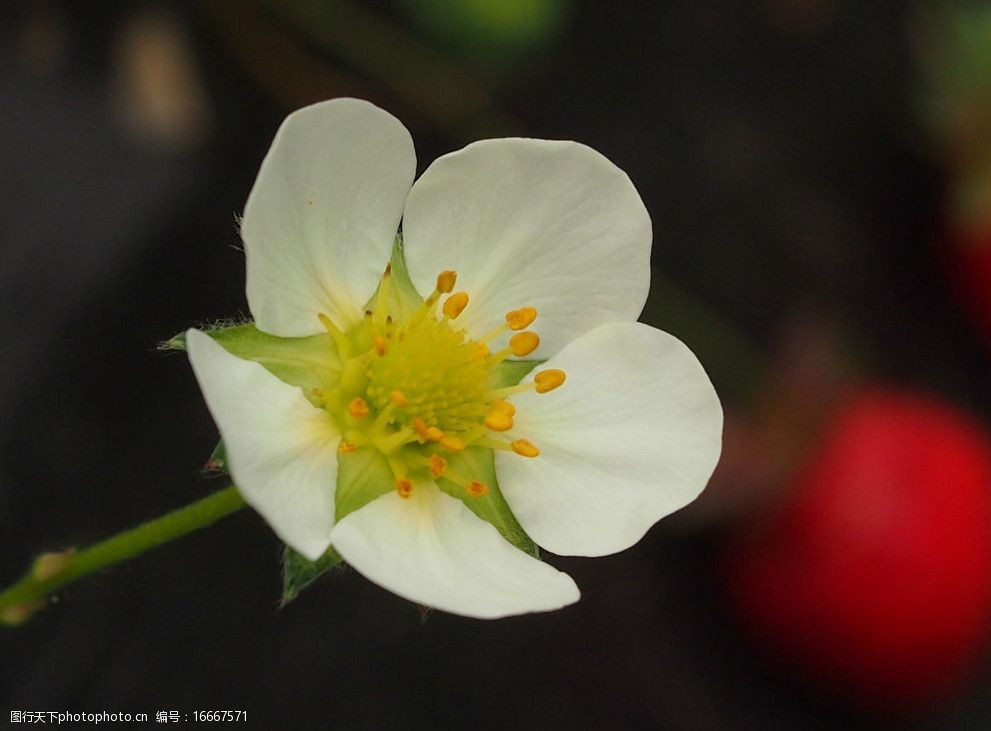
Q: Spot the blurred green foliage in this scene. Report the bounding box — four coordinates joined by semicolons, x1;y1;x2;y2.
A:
394;0;570;68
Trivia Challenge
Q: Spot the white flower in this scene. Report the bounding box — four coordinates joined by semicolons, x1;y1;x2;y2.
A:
186;98;723;619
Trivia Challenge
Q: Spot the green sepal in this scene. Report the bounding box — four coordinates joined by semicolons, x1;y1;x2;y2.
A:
437;446;539;558
362;234;425;321
492;359;540;388
334;447;395;522
167;322;341;399
280;544;345;607
332;445;539;558
202;440;229;475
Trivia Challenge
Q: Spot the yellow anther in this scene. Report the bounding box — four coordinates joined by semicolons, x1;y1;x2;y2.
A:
428;454;447;477
390;390;407;407
484;410;514;432
425;426;444;442
470;342;490;361
412;418;429;439
436;270;457;294
373;335;389;356
440;435;466;452
442;291;469;319
396;477;414;499
338;440;358;454
511;439;541;457
534;369;566;393
509;331;540;357
491;399;516;416
506;307;537;330
466;481;489;497
347;397;370;418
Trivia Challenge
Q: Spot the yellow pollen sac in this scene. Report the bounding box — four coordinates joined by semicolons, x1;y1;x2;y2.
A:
509;331;540;357
534;369;566;393
428;454;447;477
390;390;407;407
440;435;466;452
511;439;541;457
484;410;514;432
348;397;370;418
466;481;489;497
396;477;414;499
506;307;537;330
442;291;469;319
373;335;389;356
436;270;457;294
338;440;358;454
491;399;516;416
425;426;444;442
412;418;429;439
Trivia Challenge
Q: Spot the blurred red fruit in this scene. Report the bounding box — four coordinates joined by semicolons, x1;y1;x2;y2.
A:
726;388;991;708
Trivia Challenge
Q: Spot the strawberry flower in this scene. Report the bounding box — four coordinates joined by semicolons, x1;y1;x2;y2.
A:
186;98;722;618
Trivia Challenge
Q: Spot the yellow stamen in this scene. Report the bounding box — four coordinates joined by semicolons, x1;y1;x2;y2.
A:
373;264;392;329
396;477;413;499
372;400;398;431
373;335;389;356
506;307;537;330
348;397;370;418
484;410;513;432
436;270;457;294
317;312;341;336
466;480;489;497
426;426;444;442
428;454;447;477
317;311;349;354
379;427;416;454
440;435;466;452
338;440;358;454
491;399;516;416
509;331;540;357
390;390;407;407
442;291;469;319
480;324;509;343
412;418;429;439
534;368;566;393
469;342;490;361
511;439;540;457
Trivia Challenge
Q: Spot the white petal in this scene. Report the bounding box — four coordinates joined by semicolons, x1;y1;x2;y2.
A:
242;98;416;336
330;482;580;618
496;322;723;557
186;329;339;560
402;138;651;358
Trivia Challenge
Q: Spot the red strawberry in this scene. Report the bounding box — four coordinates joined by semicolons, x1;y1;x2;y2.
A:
726;388;991;709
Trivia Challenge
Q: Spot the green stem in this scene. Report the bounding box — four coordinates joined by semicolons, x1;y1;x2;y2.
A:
1;486;246;626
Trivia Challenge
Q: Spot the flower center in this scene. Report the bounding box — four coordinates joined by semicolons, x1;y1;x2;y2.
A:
313;268;565;500
366;312;489;433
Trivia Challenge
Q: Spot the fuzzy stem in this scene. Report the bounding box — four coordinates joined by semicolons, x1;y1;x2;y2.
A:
0;486;246;626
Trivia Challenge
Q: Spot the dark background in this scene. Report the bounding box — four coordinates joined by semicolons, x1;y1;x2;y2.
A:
3;1;990;728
